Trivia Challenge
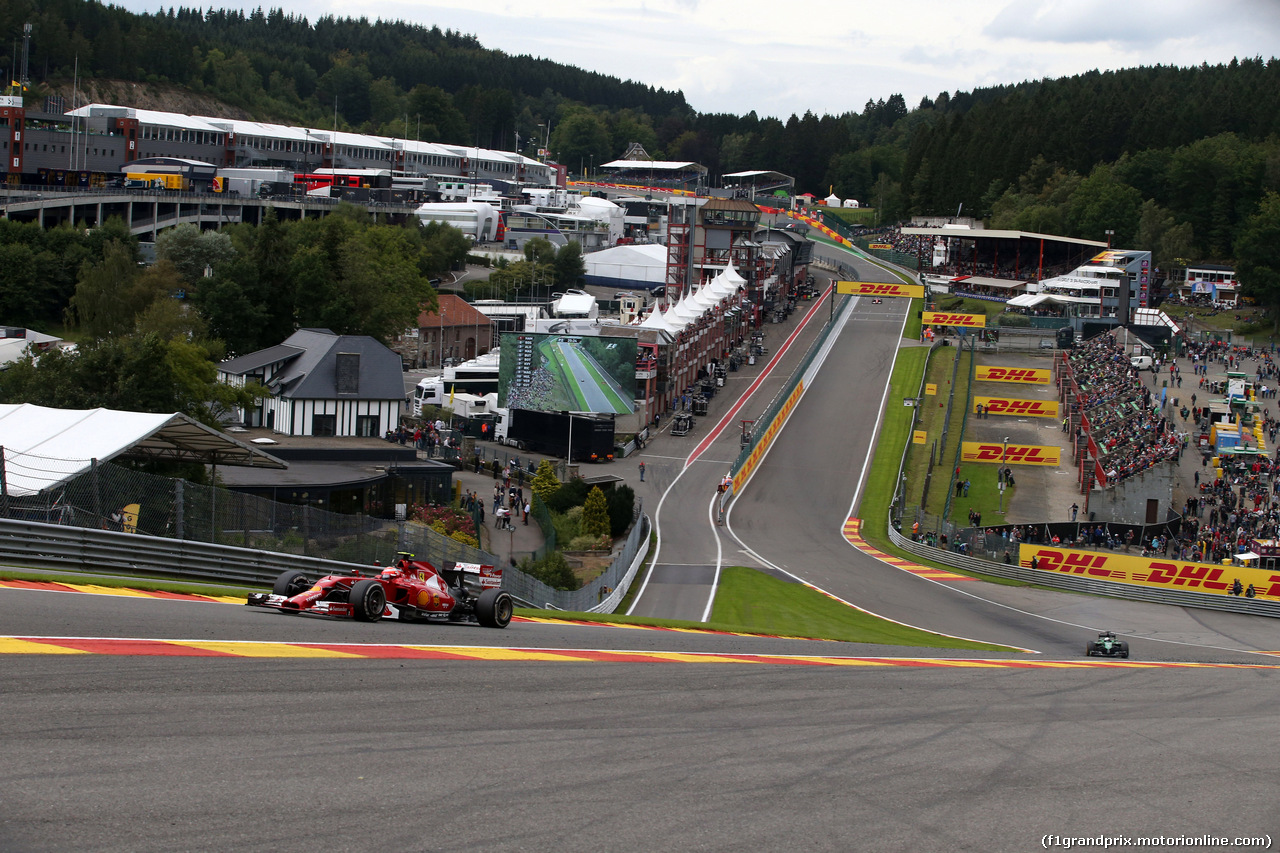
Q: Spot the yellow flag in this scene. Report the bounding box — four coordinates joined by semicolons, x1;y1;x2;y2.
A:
448;384;455;405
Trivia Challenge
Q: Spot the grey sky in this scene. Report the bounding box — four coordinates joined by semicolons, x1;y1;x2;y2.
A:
111;0;1280;118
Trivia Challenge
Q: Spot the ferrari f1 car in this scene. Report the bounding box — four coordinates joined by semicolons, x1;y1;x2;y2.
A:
246;553;514;628
1085;631;1129;658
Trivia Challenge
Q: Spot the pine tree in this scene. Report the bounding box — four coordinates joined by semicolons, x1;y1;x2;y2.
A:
582;486;611;539
531;460;560;502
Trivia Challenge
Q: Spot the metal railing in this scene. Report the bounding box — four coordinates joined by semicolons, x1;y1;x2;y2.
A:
499;511;650;611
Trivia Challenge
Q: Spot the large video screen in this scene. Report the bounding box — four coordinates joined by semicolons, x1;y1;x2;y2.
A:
498;333;637;414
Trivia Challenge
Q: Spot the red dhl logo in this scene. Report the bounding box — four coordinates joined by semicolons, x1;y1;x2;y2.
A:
856;283;909;295
924;313;984;326
982;399;1056;416
963;444;1058;464
977;367;1049;383
1025;550;1115;578
1028;550;1280;597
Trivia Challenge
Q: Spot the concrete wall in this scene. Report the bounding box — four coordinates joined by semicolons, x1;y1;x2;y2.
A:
1086;462;1177;525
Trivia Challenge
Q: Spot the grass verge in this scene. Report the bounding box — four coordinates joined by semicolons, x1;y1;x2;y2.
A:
520;566;1014;651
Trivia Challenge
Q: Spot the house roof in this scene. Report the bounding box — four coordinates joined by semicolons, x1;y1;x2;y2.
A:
417;294;493;329
224;329;405;401
218;344;304;375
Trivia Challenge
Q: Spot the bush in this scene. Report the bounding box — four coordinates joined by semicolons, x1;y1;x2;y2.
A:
531;460;560;501
582;486;611;538
996;312;1030;327
568;534;611;551
552;505;583;544
606;484;635;537
545;476;590;513
519;551;579;590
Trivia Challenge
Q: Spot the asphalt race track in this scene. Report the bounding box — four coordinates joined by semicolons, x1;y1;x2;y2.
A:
4;245;1280;850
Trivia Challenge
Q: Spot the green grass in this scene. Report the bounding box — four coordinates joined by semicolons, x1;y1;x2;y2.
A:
903;346;960;509
521;566;1016;651
859;345;929;540
943;464;1015;527
824;207;878;227
707;566;1012;649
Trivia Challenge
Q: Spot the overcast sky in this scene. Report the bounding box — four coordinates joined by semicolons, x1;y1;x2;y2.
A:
113;0;1280;118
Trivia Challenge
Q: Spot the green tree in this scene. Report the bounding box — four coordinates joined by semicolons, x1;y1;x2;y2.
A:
66;241;165;340
553;241;585;289
581;486;611;539
155;224;235;291
1235;192;1280;330
531;460;560;502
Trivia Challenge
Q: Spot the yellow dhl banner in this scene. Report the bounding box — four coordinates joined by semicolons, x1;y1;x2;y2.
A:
912;430;927;444
868;243;893;249
974;396;1059;418
835;281;925;298
1018;545;1280;600
962;442;1060;466
975;365;1051;384
922;311;985;327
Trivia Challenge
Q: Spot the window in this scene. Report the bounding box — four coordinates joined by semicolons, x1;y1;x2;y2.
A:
312;414;337;436
355;415;379;437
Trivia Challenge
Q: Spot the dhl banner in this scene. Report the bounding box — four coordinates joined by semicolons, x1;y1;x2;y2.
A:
913;430;927;444
836;281;925;298
868;243;893;250
922;311;985;328
925;383;937;396
976;365;1051;384
962;442;1060;466
1019;545;1280;600
974;396;1059;418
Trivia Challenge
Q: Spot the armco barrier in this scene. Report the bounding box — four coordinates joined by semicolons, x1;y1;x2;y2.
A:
0;517;368;586
886;523;1280;618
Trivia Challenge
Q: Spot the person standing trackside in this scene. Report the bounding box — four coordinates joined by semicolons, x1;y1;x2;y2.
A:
638;461;646;482
1071;502;1078;522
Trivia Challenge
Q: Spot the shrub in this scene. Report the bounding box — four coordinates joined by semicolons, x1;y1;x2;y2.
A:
545;475;590;512
582;486;611;538
531;460;560;501
996;311;1030;327
568;534;611;551
519;551;579;590
606;484;635;536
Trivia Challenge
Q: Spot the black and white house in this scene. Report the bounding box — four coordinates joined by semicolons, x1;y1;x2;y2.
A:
218;329;404;437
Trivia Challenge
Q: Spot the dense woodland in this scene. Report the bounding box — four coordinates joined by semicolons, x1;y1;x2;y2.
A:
3;0;1280;414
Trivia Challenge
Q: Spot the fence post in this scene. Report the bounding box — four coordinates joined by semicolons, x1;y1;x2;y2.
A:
0;446;7;519
91;458;102;522
174;479;184;540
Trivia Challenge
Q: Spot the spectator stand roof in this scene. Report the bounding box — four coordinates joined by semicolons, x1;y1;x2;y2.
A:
0;404;286;497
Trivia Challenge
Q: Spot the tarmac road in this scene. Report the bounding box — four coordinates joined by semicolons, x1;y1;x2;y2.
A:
725;247;1280;662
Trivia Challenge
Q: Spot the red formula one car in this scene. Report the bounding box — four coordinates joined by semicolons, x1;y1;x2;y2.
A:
246;553;514;628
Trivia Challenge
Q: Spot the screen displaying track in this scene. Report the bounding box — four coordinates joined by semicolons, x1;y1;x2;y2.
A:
498;333;637;414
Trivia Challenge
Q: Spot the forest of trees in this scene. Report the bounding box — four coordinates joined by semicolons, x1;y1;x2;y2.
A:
3;2;1280;292
0;207;475;423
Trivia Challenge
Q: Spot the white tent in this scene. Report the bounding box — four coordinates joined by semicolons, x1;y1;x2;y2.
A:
583;243;668;291
0;404;286;497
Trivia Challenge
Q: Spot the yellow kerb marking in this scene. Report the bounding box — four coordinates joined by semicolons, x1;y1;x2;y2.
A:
170;641;363;658
0;638;89;654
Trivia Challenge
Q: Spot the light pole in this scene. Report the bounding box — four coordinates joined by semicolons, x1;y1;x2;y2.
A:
1105;229;1114;250
999;436;1009;512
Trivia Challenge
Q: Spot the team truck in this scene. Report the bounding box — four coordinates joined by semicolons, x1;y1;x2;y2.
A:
499;408;615;462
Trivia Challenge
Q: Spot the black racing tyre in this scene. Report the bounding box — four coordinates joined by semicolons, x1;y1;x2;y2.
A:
273;570;311;597
476;589;514;629
1119;643;1130;658
350;579;386;622
1085;643;1093;657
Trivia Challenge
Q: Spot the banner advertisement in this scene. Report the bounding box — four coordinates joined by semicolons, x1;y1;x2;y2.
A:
961;442;1060;465
868;243;893;250
975;366;1051;384
925;384;937;395
913;430;927;444
733;381;805;493
974;396;1059;418
922;311;985;327
1018;545;1280;600
835;281;925;298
